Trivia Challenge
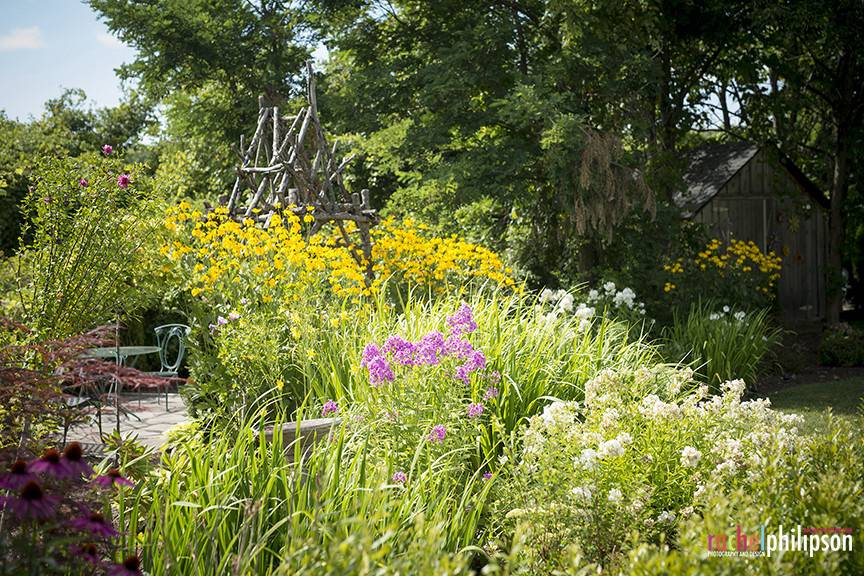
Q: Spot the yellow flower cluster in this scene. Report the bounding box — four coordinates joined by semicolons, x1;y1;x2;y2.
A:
162;203;515;303
370;218;515;292
662;238;782;295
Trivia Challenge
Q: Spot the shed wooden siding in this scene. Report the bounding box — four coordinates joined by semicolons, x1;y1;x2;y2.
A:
692;149;826;319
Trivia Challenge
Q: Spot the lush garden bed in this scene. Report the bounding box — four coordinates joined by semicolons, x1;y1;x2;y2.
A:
1;151;862;575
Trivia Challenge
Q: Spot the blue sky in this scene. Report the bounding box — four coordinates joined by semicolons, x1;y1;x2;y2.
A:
0;0;136;120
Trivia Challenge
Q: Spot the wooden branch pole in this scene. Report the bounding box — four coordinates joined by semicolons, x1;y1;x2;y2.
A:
221;62;379;284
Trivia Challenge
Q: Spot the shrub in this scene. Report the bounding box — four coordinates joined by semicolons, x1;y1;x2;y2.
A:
16;153;167;339
818;323;864;367
661;238;782;311
488;368;804;572
620;415;864;575
662;302;781;390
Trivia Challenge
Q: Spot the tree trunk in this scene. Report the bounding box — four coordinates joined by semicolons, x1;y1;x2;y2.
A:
826;119;849;324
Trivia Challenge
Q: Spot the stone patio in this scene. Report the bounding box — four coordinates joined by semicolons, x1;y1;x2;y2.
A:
67;392;189;451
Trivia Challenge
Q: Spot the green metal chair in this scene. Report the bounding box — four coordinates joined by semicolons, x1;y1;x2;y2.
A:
150;324;191;408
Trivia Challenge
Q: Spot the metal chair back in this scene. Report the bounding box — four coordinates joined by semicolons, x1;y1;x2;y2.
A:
154;324;191;375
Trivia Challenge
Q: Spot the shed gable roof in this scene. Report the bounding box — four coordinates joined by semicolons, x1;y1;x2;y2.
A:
674;141;759;216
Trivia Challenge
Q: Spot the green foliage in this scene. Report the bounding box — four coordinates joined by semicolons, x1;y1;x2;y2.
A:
16;154;167;338
118;410;485;575
819;324;864;367
662;303;781;390
620;415;864;575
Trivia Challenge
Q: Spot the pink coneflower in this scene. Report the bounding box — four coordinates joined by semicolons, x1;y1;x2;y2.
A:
116;174;130;189
62;442;93;478
391;470;407;484
428;424;447;444
72;543;101;565
78;178;89;188
321;400;339;417
30;448;73;479
102;144;113;155
467;403;484;419
93;468;134;489
0;480;57;519
69;511;118;538
0;460;36;490
107;555;143;576
483;386;499;401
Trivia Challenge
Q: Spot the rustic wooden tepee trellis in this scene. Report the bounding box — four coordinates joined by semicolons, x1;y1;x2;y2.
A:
225;62;377;278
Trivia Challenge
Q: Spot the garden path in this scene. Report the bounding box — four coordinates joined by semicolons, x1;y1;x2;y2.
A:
67;392;189;451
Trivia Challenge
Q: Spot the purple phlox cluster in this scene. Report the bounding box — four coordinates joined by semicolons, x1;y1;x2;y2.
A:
93;469;134;489
488;370;501;384
454;349;486;384
447;303;478;336
361;344;395;385
391;470;407;484
443;335;474;359
384;335;417;366
414;331;444;365
116;174;130;189
101;144;113;155
467;403;484;419
483;386;499;401
69;511;118;538
428;424;447;443
0;460;36;490
321;399;339;417
0;480;58;520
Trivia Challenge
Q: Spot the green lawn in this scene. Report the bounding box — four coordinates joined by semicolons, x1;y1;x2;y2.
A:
767;376;864;434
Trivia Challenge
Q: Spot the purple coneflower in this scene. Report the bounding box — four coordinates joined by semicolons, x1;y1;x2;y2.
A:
93;468;134;489
62;442;93;478
70;511;118;538
321;400;339;417
102;144;113;155
107;555;143;576
467;403;484;419
116;174;130;189
72;543;101;565
78;178;89;188
0;480;57;519
0;459;36;490
391;470;407;484
428;424;447;444
30;448;73;479
483;386;499;401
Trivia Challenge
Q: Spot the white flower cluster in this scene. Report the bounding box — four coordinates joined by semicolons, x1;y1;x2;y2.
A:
680;446;701;468
709;306;747;322
539;289;595;331
586;281;646;315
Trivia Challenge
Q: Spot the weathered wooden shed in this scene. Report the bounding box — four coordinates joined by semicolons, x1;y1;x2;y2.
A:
675;141;829;320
